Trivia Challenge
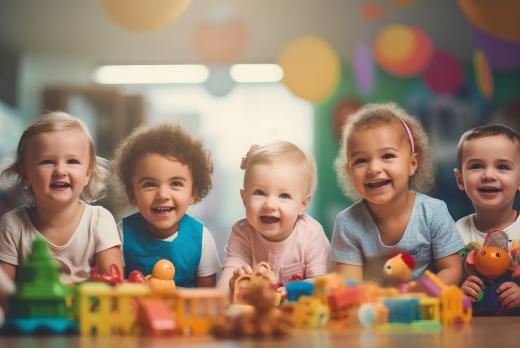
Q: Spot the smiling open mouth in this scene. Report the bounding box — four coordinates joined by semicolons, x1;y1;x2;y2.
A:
50;183;71;189
478;187;501;193
152;207;174;214
366;180;390;188
260;216;280;224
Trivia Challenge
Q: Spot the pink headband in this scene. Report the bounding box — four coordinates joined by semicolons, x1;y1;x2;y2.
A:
240;144;260;170
400;119;415;154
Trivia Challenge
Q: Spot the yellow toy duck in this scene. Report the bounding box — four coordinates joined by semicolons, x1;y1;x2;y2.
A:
145;259;176;294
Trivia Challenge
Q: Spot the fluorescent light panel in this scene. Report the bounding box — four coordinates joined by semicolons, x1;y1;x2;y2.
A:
230;64;283;83
94;65;209;84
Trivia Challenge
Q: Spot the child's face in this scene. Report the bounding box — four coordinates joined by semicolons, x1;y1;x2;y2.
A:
455;135;520;212
347;123;417;206
129;153;195;239
23;129;92;209
240;160;310;242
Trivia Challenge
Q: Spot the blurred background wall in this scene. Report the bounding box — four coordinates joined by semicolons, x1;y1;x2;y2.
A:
0;0;519;256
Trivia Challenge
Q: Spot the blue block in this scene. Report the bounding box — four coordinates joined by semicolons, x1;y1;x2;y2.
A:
286;281;314;302
383;298;421;324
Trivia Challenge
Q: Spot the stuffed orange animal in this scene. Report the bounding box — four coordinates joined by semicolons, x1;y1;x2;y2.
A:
383;253;415;284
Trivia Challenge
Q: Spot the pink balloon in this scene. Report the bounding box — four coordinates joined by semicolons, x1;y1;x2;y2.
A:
423;50;463;95
353;43;375;94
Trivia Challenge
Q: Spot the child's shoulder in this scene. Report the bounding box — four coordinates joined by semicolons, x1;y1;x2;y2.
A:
413;192;449;211
335;200;369;222
295;214;325;233
0;205;30;224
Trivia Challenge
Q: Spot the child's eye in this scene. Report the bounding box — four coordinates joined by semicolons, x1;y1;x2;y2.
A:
142;182;157;188
67;159;80;164
382;153;396;160
253;189;265;196
171;180;184;188
352;158;366;165
279;193;291;200
469;163;483;169
497;164;511;170
39;159;53;165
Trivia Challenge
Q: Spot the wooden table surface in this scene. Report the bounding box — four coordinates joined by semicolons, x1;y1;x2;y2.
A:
1;316;518;348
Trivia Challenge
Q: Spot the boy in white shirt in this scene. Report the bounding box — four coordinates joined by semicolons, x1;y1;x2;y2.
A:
454;124;520;312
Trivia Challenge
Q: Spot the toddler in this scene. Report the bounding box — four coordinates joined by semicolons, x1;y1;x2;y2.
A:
454;124;520;311
332;103;463;285
217;141;331;296
113;123;219;287
0;111;122;283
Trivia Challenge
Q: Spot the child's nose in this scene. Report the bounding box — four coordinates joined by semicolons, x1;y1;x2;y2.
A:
482;168;497;181
262;195;277;209
156;185;170;199
367;160;382;175
53;163;66;176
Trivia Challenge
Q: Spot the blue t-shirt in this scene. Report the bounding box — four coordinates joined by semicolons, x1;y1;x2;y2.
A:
331;192;464;282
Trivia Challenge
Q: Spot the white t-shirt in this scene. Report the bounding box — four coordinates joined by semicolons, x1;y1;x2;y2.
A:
0;204;121;283
118;223;220;277
456;212;520;246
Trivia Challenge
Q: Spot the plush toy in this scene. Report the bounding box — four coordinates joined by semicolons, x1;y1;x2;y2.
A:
462;230;520;315
383;253;415;284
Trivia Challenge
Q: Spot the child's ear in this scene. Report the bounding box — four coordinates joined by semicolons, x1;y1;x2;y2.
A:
408;153;418;176
453;168;465;191
240;189;246;207
299;194;311;215
127;189;136;206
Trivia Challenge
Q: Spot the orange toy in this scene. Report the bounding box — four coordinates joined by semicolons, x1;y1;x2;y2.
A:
383;253;415;284
146;259;176;293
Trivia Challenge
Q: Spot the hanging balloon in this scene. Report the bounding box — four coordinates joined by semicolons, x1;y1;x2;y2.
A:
458;0;520;43
360;4;383;20
352;43;375;94
423;50;463;95
474;28;520;71
194;3;248;64
374;25;433;77
474;50;494;99
278;36;341;104
503;98;520;133
331;98;363;140
204;67;235;97
101;0;192;32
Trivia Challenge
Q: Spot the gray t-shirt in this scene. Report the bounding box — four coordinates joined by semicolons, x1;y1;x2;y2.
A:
331;192;463;283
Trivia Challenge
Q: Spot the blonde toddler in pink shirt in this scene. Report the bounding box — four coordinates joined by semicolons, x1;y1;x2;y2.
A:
217;141;332;297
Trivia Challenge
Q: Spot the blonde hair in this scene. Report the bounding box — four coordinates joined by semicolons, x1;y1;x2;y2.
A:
113;123;213;203
243;140;317;196
334;102;434;200
1;111;109;203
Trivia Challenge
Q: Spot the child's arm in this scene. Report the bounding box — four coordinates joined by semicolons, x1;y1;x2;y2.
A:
0;261;16;281
195;274;216;287
336;263;362;282
498;282;520;309
434;253;462;285
95;246;123;274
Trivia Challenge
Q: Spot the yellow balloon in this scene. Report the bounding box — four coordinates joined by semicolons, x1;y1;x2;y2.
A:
101;0;192;32
474;50;494;99
375;25;414;62
278;36;341;104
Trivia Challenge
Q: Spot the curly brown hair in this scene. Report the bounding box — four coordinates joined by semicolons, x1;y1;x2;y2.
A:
113;123;213;203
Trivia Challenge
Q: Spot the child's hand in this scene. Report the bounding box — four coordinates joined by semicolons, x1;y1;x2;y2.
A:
497;281;520;309
229;264;254;291
461;275;483;301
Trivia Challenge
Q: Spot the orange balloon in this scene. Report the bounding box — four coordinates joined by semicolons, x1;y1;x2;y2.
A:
374;25;433;77
475;247;510;279
195;19;248;64
458;0;520;42
102;0;192;32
